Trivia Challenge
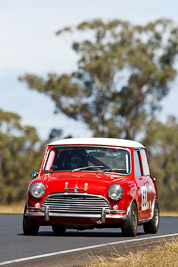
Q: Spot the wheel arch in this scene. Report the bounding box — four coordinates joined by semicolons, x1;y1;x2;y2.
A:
126;198;138;216
150;196;158;220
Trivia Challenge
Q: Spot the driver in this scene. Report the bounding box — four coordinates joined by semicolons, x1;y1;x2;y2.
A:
65;150;88;170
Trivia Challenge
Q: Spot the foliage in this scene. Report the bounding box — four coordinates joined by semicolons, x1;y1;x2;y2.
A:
143;116;178;211
20;18;178;139
0;109;44;204
46;128;63;143
46;128;72;143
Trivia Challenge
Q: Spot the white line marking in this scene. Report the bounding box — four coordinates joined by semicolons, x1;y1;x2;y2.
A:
0;233;178;266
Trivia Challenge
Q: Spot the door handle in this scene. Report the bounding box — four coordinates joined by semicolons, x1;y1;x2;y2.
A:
144;181;149;185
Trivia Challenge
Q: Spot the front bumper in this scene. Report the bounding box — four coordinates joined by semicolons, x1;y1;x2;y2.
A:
26;193;127;224
26;207;127;224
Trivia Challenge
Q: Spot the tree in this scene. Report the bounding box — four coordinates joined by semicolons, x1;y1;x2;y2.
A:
46;128;72;144
20;18;178;139
143;116;178;211
0;109;44;203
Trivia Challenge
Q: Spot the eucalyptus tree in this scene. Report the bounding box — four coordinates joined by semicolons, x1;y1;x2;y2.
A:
0;109;44;203
20;19;178;139
143;116;178;211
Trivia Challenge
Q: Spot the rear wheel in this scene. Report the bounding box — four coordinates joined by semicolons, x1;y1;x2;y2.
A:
52;224;66;235
23;205;39;236
143;199;160;234
121;201;138;237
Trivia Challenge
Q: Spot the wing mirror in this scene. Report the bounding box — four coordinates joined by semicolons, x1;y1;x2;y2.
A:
32;172;39;179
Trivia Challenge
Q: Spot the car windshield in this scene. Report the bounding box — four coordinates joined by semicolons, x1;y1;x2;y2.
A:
44;146;131;174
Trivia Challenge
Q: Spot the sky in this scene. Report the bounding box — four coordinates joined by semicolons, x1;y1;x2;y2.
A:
0;0;178;141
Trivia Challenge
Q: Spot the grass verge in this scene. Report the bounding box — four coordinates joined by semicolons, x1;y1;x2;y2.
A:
86;239;178;267
160;211;178;217
0;201;25;214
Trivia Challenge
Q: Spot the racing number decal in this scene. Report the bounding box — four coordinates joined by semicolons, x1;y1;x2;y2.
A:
141;186;148;210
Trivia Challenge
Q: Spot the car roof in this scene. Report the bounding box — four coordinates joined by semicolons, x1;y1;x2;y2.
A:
48;138;144;148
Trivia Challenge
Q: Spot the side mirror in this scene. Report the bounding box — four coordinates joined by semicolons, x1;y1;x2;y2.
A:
32;172;39;179
153;177;157;182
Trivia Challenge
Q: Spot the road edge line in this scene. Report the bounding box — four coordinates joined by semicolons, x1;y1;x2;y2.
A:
0;233;178;265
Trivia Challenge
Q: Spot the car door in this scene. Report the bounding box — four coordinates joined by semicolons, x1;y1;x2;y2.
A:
139;148;155;218
134;149;151;221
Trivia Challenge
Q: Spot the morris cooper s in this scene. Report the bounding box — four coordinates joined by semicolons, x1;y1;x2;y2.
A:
23;138;159;236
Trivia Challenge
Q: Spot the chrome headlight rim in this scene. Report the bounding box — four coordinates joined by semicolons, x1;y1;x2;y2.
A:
108;184;124;201
29;182;46;199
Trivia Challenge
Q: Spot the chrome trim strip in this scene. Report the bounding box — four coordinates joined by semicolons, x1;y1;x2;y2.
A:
45;206;49;221
26;211;127;219
110;210;126;214
106;214;127;219
101;208;106;223
43;192;111;203
26;211;44;216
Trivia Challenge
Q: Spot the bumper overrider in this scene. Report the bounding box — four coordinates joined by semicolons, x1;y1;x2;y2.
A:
26;193;127;224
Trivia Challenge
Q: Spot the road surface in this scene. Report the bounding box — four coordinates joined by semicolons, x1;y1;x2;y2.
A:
0;215;177;266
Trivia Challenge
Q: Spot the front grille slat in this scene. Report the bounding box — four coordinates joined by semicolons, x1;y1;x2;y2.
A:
44;200;107;204
42;193;110;214
46;205;109;208
44;201;109;205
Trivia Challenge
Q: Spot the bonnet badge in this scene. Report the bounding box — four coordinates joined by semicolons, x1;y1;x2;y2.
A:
74;185;78;193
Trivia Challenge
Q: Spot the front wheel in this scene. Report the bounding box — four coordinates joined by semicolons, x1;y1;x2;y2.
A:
143;199;160;234
121;201;138;237
23;205;39;236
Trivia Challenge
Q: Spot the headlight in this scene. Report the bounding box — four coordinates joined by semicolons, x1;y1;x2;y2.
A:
30;183;46;199
108;184;123;200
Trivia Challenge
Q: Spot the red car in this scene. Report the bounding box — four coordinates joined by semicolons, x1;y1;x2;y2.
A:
23;138;159;236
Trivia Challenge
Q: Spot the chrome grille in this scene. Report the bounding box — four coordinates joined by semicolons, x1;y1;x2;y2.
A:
42;193;110;214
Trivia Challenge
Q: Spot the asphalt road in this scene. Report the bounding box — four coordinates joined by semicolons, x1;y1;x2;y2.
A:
0;215;177;266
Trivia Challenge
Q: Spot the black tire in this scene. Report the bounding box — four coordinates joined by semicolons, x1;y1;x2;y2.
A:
52;224;66;235
121;201;138;237
143;199;160;234
23;205;39;236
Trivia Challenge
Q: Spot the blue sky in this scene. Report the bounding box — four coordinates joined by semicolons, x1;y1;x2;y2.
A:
0;0;178;140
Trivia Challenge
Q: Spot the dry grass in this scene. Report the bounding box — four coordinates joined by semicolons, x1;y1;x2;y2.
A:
86;239;178;267
160;211;178;217
0;201;25;214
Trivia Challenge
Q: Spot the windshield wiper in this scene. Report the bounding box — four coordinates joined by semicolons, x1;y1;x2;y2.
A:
72;166;104;173
97;168;126;173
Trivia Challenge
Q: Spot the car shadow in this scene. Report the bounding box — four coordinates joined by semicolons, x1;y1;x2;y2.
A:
18;229;145;238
